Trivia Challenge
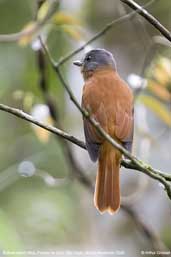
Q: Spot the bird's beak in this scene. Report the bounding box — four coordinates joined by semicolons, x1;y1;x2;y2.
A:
73;60;83;67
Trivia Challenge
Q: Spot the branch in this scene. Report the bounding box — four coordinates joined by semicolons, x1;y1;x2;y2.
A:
56;10;135;67
39;38;171;201
34;1;93;190
55;0;171;68
120;0;171;43
0;103;85;149
55;0;155;67
0;103;168;253
1;101;171;183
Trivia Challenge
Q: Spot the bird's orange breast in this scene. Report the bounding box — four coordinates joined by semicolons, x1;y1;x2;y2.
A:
82;68;133;142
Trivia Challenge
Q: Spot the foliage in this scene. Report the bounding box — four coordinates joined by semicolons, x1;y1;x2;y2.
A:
139;55;171;127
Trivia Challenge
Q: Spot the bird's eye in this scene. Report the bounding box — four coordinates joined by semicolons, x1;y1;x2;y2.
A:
86;55;92;61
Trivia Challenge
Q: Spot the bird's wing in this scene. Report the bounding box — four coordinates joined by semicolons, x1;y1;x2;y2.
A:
82;72;134;161
82;80;106;162
83;118;102;162
114;88;134;152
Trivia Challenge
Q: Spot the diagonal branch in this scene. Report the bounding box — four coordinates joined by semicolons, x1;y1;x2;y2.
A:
0;101;169;254
0;103;169;253
56;10;137;67
0;97;169;255
0;103;85;149
120;0;171;42
0;101;171;184
56;70;171;199
55;0;155;67
39;38;171;200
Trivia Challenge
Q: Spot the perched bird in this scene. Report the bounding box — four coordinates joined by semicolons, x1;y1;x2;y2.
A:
73;49;134;214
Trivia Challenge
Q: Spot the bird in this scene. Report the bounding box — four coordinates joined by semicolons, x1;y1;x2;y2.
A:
73;48;134;214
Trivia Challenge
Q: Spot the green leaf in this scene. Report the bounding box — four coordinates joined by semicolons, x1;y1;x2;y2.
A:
18;22;37;46
62;25;82;41
147;80;171;102
52;11;79;26
37;0;60;22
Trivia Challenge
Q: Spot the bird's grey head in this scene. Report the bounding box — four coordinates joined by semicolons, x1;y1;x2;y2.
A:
73;48;116;74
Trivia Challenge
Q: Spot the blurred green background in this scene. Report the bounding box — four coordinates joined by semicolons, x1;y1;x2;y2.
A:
0;0;171;257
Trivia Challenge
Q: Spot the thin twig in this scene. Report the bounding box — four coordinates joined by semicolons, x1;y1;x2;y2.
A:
55;0;155;67
35;1;93;189
120;0;171;42
56;11;136;67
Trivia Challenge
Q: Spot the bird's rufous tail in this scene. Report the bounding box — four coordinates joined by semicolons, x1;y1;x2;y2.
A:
94;142;121;214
